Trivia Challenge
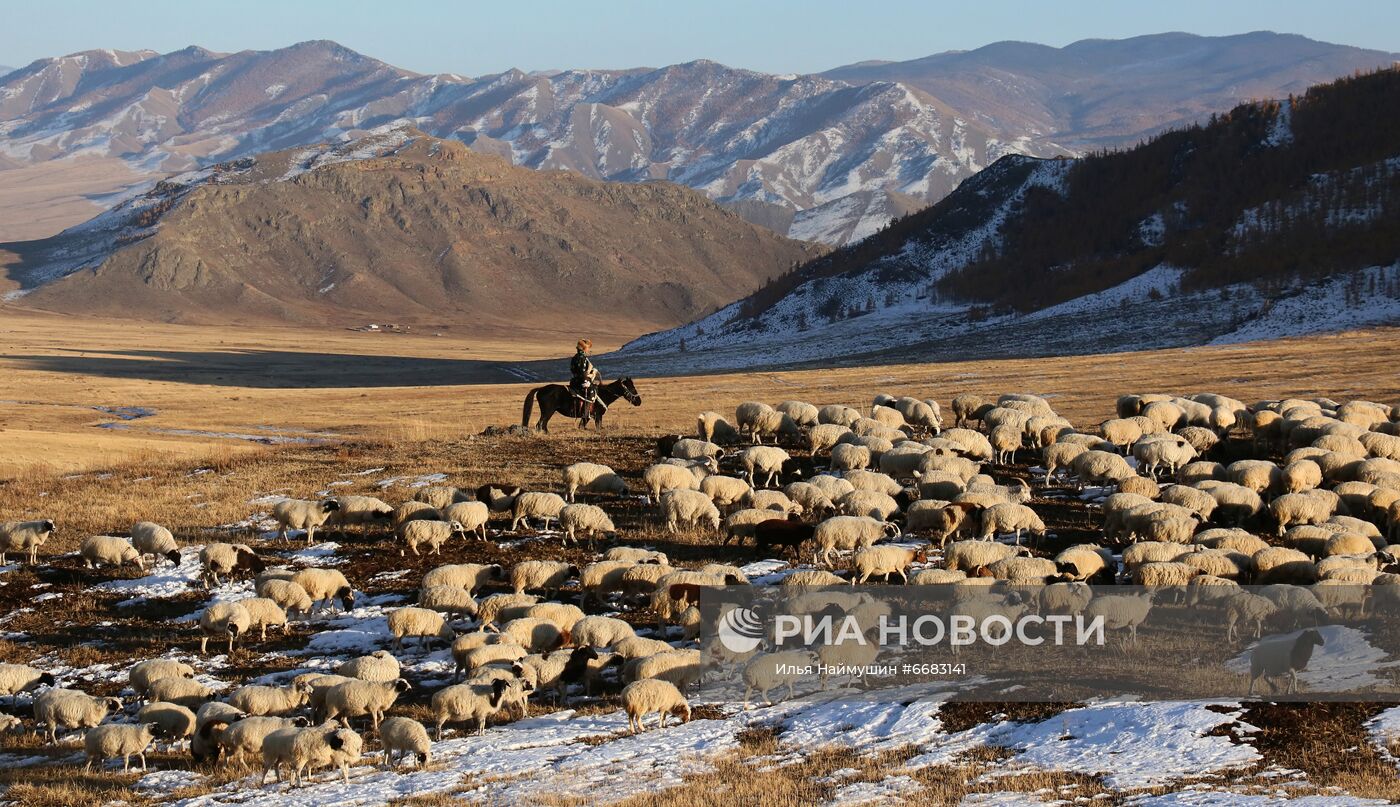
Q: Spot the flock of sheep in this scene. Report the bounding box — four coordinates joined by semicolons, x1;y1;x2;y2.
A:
2;387;1400;787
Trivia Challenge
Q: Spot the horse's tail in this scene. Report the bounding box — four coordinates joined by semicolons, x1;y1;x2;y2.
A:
522;387;541;429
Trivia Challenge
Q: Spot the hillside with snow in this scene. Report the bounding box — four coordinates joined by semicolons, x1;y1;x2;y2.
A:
0;34;1395;245
616;69;1400;373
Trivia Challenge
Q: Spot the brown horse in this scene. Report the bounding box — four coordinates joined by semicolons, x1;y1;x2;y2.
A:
521;377;642;433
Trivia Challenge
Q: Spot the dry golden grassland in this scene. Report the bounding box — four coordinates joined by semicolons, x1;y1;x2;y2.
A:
1;313;1399;805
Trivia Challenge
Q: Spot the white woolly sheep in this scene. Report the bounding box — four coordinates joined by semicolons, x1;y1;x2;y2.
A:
1133;436;1197;479
807;474;857;501
1228;460;1283;497
813;516;897;567
777;400;820;427
272;498;341;545
1071;450;1135;486
1253;547;1318;585
134;700;196;746
441;501;491;541
852;545;928;584
1197;481;1265;526
200;601;252;654
818;405;863;427
697;411;742;443
262;723;363;786
84;721;158;772
291;568;355;613
1181;547;1248;580
740;445;791;488
605;546;668;565
661;488;721;534
1271;490;1343;535
394;500;441;527
414;486;470;510
200;542;265;588
400;521;464;557
559;503;615;547
0;662;56;696
979;502;1046;545
1159;485;1218;521
1121;541;1194;571
239;597;290;640
579;561;634;607
511;560;577;598
336;650;402;683
742;651;814;708
629;649;703;692
0;519;55;564
80;535;144;571
256;579;315;617
571;615;636;648
455;641;528;682
1054;545;1113;581
644;462;704;501
1179;461;1228;485
670;438;725;461
1324;532;1376;557
323;678;411;731
148;676;214;709
700;475;753;511
34;688;122;743
910;568;968;585
1282;460;1323;494
1131;561;1200;588
218;715;309;765
379;715;432;769
510;491;567;531
389;607;456;652
431;679;528;738
1043;442;1088;484
622;678;690;733
808;423;852;454
944;540;1024;573
130;522;181;567
1083;591;1154;644
127;658;194;699
227;682;311;717
497;617;568;654
562;462;628;501
422;563;503;596
325;495;395;537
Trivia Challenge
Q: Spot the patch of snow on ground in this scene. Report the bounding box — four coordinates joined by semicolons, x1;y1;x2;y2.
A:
829;774;922;805
1225;625;1400;693
1367;705;1400;770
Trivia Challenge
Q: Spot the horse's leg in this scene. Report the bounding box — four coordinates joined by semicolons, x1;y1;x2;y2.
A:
539;402;551;433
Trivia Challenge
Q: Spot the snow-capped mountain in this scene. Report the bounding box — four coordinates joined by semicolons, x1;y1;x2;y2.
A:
1;34;1395;245
616;68;1400;373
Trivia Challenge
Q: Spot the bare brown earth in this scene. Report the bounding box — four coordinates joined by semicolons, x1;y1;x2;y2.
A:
1;132;822;332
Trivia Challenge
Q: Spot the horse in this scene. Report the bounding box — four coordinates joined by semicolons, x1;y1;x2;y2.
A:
521;377;642;433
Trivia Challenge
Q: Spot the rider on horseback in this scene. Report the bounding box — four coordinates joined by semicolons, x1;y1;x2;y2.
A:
569;339;600;427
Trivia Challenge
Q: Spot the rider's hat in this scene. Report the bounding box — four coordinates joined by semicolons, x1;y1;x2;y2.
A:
577;339;592;351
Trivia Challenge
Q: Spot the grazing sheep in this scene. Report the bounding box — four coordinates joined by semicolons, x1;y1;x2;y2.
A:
227;683;311;717
559;503;616;547
852;545;928;584
723;508;789;545
511;560;577;598
1037;581;1093;615
778;400;821;427
818;405;863;427
510;492;567;531
660;488;721;534
700;475;754;510
394;501;441;527
989;423;1023;464
256;579;315;617
670;438;725;461
613;636;676;660
742;650;814;708
1159;485;1217;521
1271;491;1342;535
737;402;799;444
475;484;524;515
580;561;634;607
336;650;402;683
199;601;252;654
986;555;1060;582
326;495;396;536
515;646;610;702
442;501;492;541
1131;561;1200;588
1054;545;1113;581
807;474;857;502
322;678;411;731
379;716;432;769
809;423;852;454
272;498;341;545
1071;450;1135;486
388;607;456;652
1228;460;1283;497
1248;629;1325;695
218;715;309;765
497;617;568;653
291;568;356;613
813;516;898;567
130;522;181;567
644;462;707;501
628;649;703;691
1133;435;1197;480
79;535;144;571
148;676;214;709
33;688;122;743
1043;442;1088;484
1083;591;1154;644
414;486;470;510
263;723;363;786
740;445;792;488
422;563;504;596
944;540;1024;573
979;502;1046;545
1121;541;1194;571
84;722;158;772
1253;547;1318;585
562;462;628;501
0;519;55;564
1181;548;1248;581
830;443;871;472
781;569;848;589
432;678;528;738
0;662;56;696
455;642;528;682
838;490;901;521
240;597;290;640
571;615;637;648
128;658;195;700
697;411;742;443
605;547;668;565
1324;532;1376;557
134;700;196;746
622;679;691;733
200;542;265;588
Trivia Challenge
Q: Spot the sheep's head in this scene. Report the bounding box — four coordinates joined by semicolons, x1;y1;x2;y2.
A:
673;702;692;723
164;549;182;565
335;586;356;611
291;716;311;727
449;521;467;537
392;678;412;693
37;672;56;687
40;520;56;534
103;697;123;713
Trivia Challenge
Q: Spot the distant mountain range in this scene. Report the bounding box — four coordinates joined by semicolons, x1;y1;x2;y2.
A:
0;128;820;331
618;68;1400;372
0;33;1395;244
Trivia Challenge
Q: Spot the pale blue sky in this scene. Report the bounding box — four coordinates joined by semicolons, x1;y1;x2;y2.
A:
2;0;1396;76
